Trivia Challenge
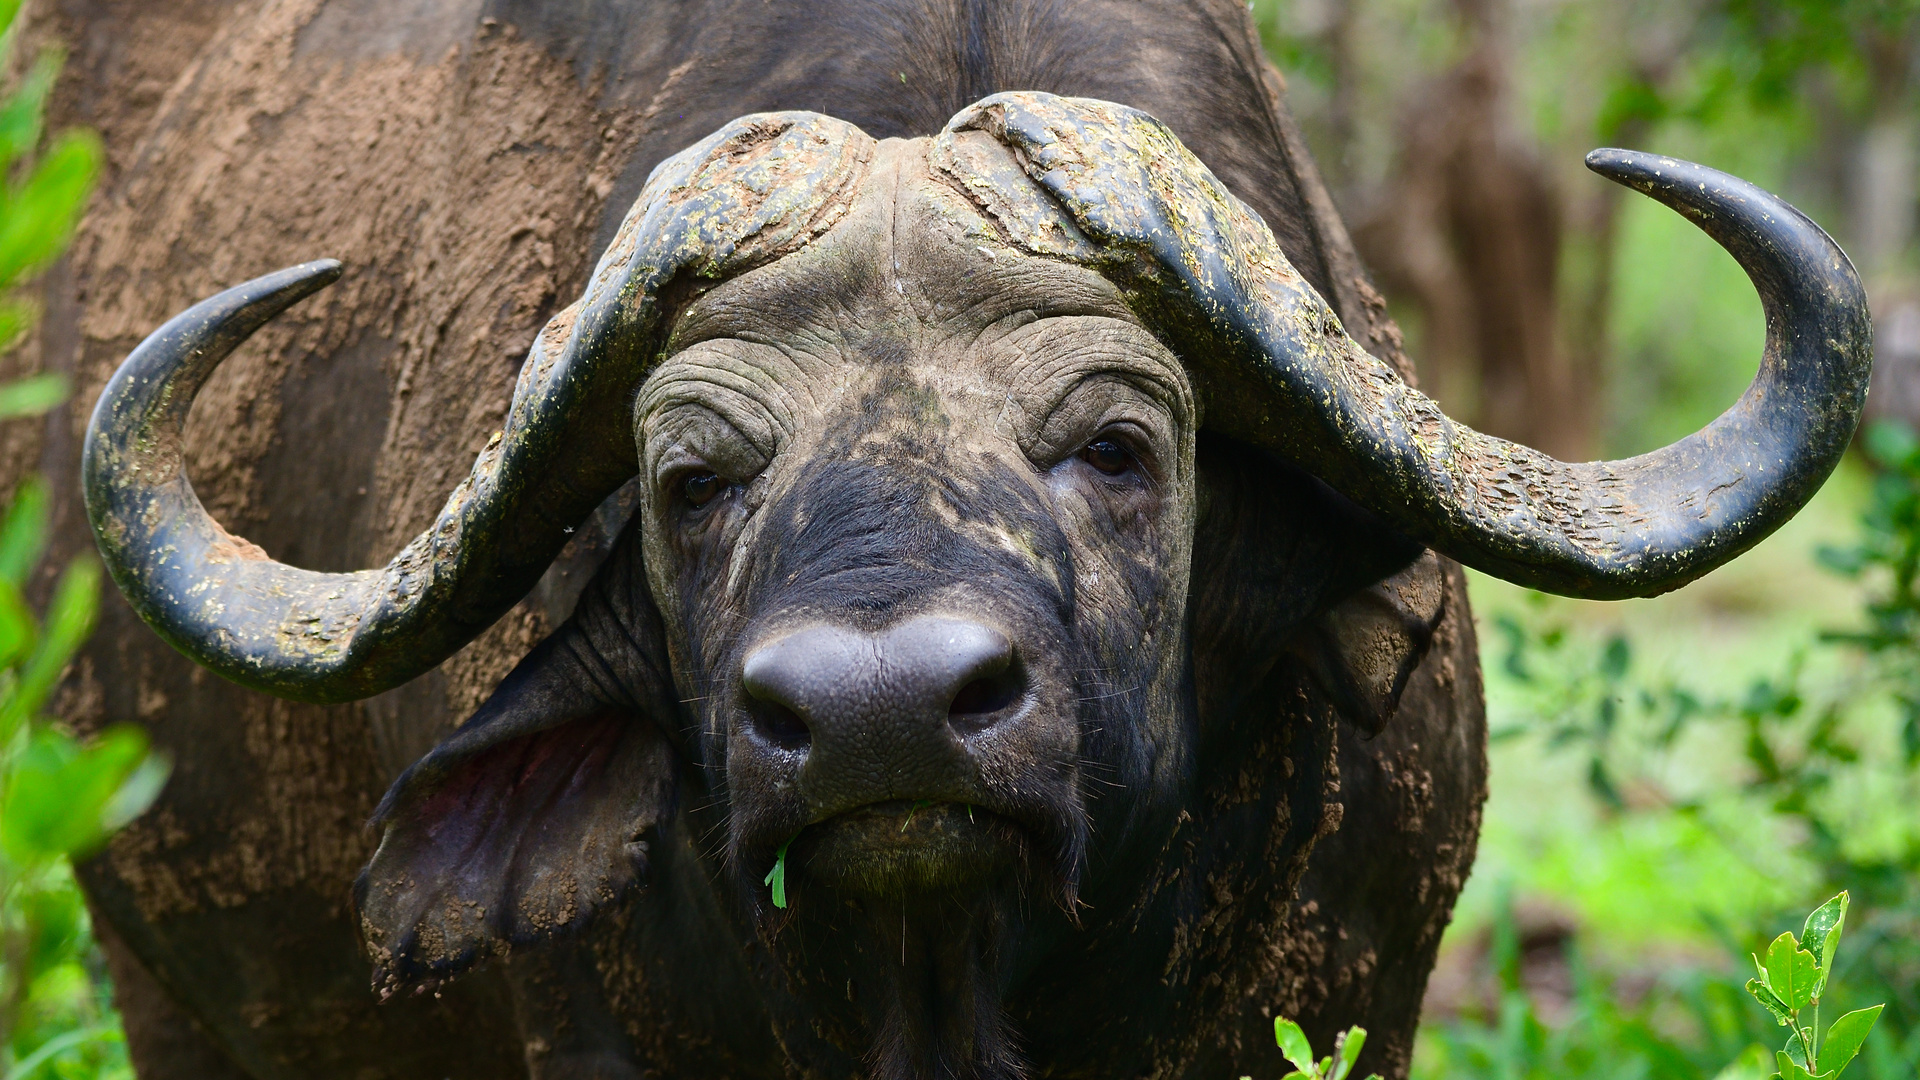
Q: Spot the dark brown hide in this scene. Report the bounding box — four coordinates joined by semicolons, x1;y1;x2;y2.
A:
21;2;1483;1077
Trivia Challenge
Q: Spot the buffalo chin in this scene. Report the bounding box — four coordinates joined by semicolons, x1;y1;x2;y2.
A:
768;814;1037;1080
802;802;1021;897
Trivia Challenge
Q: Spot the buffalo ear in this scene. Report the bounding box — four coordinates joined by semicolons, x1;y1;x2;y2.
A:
355;525;680;996
1289;551;1447;735
1190;435;1435;728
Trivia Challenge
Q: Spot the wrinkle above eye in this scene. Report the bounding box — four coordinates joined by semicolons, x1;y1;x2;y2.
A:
984;316;1193;467
638;350;795;489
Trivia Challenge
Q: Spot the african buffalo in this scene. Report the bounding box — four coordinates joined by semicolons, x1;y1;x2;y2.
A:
30;2;1867;1079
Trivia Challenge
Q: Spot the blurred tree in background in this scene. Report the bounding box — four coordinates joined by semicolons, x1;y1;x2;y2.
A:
1256;0;1920;456
1250;4;1920;1080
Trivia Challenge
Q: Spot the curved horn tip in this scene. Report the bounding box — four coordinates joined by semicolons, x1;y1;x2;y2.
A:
269;257;345;297
1582;147;1704;194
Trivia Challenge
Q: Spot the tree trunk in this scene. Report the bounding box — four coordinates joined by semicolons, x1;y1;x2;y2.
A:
1351;0;1586;458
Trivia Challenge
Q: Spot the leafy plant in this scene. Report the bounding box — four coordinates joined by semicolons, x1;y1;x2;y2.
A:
1743;892;1883;1079
1242;1018;1379;1080
0;2;160;1077
1451;422;1920;1080
0;472;166;1075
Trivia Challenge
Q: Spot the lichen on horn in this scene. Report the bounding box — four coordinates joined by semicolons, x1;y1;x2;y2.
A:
941;92;1871;600
84;113;874;703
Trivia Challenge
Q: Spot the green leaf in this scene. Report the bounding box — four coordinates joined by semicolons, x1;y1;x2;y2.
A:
1817;1006;1883;1076
0;371;68;419
1764;931;1819;1011
0;555;98;745
0;723;152;863
0;49;57;177
1802;892;1848;996
0;472;50;585
0;575;37;667
1775;1050;1832;1080
1274;1018;1315;1074
1746;976;1794;1028
1330;1025;1366;1080
0;128;101;288
103;748;171;830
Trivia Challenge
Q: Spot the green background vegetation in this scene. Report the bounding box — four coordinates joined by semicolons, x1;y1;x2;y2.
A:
1257;1;1920;1077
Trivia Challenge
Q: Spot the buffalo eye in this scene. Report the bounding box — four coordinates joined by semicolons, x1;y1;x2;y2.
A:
1079;439;1134;476
683;471;726;508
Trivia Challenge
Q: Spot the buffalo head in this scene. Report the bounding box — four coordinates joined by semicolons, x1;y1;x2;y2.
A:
82;93;1870;1078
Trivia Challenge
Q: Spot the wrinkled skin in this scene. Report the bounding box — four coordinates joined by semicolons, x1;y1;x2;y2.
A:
648;143;1196;883
24;2;1487;1078
649;142;1199;1073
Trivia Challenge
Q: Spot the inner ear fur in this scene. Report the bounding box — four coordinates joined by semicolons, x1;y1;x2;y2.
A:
354;523;681;997
1189;433;1439;731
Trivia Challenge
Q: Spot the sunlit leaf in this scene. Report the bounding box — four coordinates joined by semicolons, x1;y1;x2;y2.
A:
1274;1018;1315;1073
0;724;150;862
1763;931;1819;1011
1816;1005;1882;1077
1329;1025;1366;1080
1802;891;1847;996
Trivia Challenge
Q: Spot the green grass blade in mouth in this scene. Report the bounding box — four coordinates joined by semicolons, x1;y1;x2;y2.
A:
764;840;792;909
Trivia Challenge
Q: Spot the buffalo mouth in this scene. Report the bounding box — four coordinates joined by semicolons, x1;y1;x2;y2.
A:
789;801;1027;896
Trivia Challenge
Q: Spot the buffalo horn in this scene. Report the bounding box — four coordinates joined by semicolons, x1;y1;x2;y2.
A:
83;112;874;703
954;94;1872;599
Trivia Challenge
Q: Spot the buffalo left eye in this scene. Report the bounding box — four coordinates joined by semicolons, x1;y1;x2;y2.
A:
683;471;726;507
1080;439;1134;476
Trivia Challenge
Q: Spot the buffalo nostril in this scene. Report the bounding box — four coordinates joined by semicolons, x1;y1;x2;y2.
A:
742;642;829;751
947;670;1024;736
747;699;812;750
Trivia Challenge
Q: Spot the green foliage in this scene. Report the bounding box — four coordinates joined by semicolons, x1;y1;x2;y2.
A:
1695;1;1920;118
1241;1018;1380;1080
1819;422;1920;766
1434;422;1920;1080
1741;892;1881;1078
0;4;147;1078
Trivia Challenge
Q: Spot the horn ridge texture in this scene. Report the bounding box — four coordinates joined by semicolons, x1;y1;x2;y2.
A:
945;93;1871;599
84;112;874;703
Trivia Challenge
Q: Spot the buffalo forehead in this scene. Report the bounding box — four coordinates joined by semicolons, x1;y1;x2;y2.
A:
656;136;1158;379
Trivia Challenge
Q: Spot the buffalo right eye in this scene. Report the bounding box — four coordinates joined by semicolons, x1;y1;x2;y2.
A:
683;471;726;507
1079;439;1135;476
